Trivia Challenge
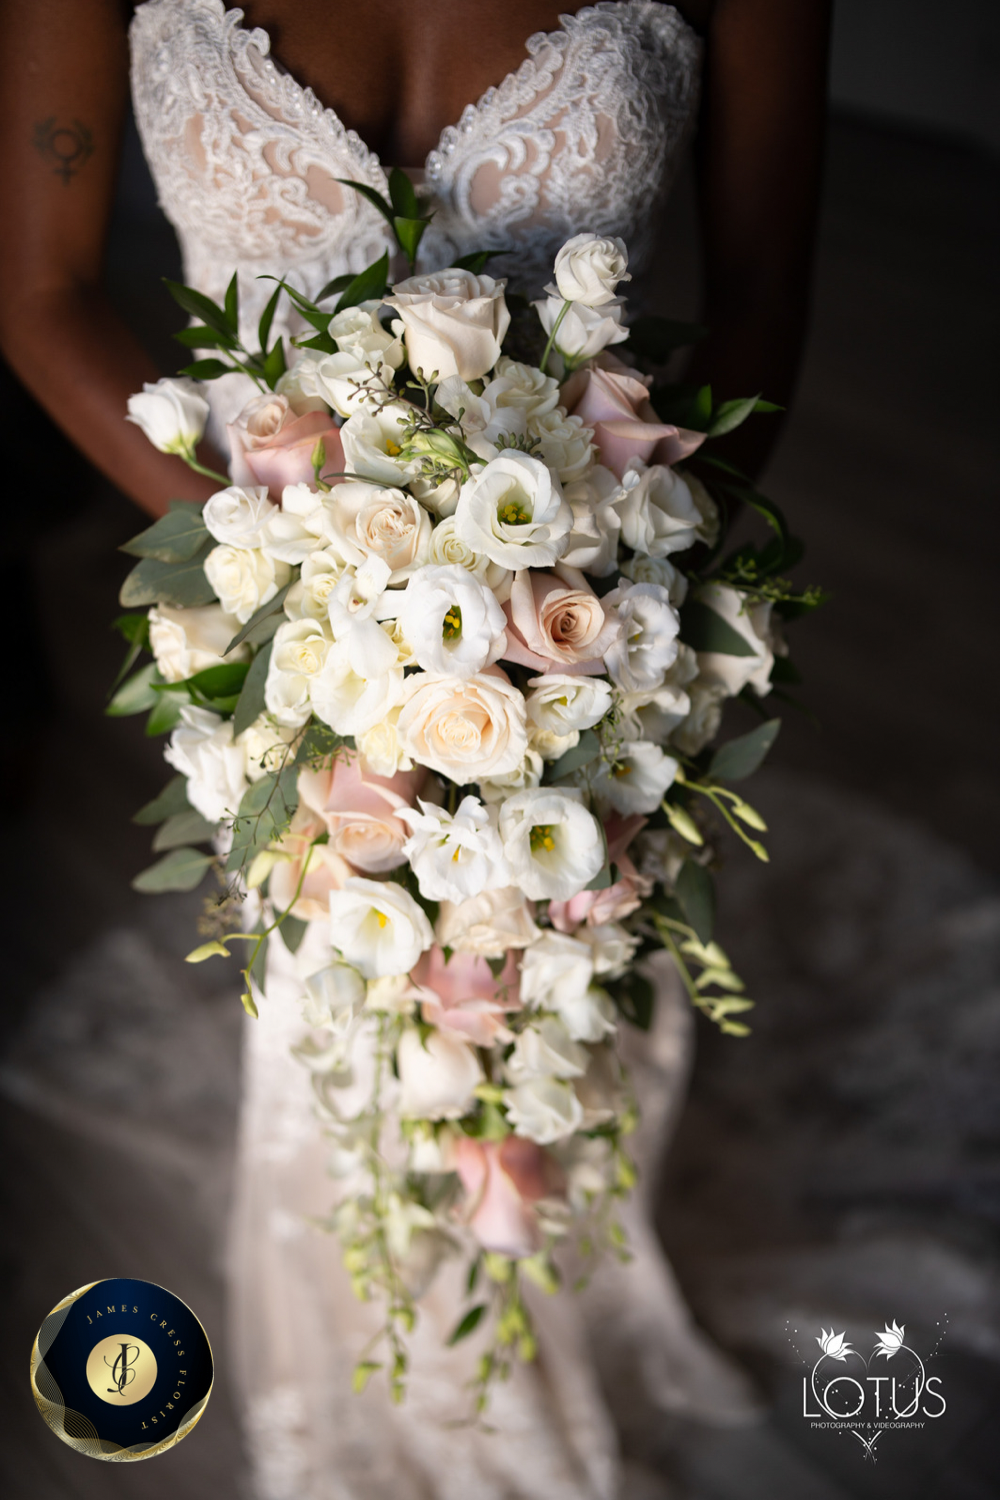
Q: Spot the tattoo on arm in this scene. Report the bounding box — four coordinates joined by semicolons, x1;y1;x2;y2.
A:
33;118;95;183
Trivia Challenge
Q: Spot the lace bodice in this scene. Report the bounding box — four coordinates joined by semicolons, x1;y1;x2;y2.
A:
129;0;702;342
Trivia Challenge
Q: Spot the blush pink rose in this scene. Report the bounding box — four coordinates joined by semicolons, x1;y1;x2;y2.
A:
228;392;345;496
269;805;354;921
563;366;705;479
451;1135;565;1259
298;752;427;874
502;565;620;675
549;812;652;929
411;946;521;1046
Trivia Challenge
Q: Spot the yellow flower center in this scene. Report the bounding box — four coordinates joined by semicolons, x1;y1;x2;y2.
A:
529;824;556;853
613;762;632;778
498;500;531;525
376;910;388;928
384;439;402;456
442;604;463;640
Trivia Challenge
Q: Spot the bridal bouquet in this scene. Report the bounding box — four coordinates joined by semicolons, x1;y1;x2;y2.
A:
112;187;820;1408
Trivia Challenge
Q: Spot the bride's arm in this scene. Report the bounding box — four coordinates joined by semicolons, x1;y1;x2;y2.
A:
0;0;217;516
686;0;832;480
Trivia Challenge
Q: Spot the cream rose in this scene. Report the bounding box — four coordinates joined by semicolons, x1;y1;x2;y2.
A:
148;602;247;684
425;514;512;597
204;544;292;624
163;705;248;823
282;547;350;620
454;451;572;571
488;357;560;420
553;233;630;307
265;617;333;726
529;409;596;484
203;484;276;548
435;886;541;958
384;268;510;382
325;480;431;582
398;667;527;782
397;1026;484;1121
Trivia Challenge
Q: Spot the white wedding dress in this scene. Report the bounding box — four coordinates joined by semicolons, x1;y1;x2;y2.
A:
129;4;758;1495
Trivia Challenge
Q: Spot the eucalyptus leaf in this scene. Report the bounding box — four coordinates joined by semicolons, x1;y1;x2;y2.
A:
225;581;292;652
676;860;715;944
119;505;209;563
334;252;391;314
152;807;218;851
679;601;757;657
227;765;300;868
145;689;189;737
232;639;273;736
132;846;213;893
185;660;251;700
279;914;308;955
106;660;162;717
132;774;190;826
547;728;600;781
611;970;654;1031
119;547;217;609
708;718;781;781
249;930;269;994
446;1304;486;1346
585;862;613;891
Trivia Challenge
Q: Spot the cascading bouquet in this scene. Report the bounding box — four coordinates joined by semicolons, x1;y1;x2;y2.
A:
111;182;822;1409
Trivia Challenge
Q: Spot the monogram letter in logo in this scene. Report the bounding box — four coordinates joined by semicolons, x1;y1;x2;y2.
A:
106;1342;140;1396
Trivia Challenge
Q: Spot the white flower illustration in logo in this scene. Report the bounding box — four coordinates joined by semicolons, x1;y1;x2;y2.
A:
874;1320;906;1358
815;1329;854;1361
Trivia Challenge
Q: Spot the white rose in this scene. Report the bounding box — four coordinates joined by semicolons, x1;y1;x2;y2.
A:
237;713;299;781
559;464;623;575
519;931;594;1010
578;923;639;978
425;514;511;598
275;354;332;415
398;668;527;782
505;1076;584;1144
525;675;612;737
396;564;507;677
282;547;349;620
328;877;433;978
671;679;728;755
339;404;417;486
435;886;541;958
329;303;404;362
498;788;604;900
591;740;679;816
296;306;404;419
203;484;277;548
693;583;776;697
260;483;329;565
324;480;431;582
528;409;596;484
163;705;248;823
488;358;560;420
616;680;691;742
355;705;413;777
553;233;630;307
619;462;708;558
532;294;628;362
265;617;333;727
309;632;405;738
399;795;508;903
204;544;292;624
602;579;680;692
619;551;688;605
505;1016;588;1082
685;471;720;548
126;377;208;454
528;726;579;762
148;602;247;683
384;268;510;382
454;451;572;571
397;1026;484;1120
477;746;545;804
436;372;528;458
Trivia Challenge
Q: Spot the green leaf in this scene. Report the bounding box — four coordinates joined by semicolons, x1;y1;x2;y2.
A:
132;846;213;893
224;270;239;334
676;860;715;944
248;930;269;994
717;481;790;550
293;331;339;354
452;250;493;273
315;272;356;303
260;277;331;333
152;807;218;851
294;722;345;766
119;547;217;609
708;394;761;439
133;774;190;826
163;279;233;339
394;216;429;265
446;1304;487;1346
547;728;600;781
388;166;420;219
334;252;391;314
279;914;308;955
769;656;801;684
119;504;209;563
106;660;162;716
626;315;707;363
173;325;239;351
232;639;273;736
262;340;286;389
257;281;284;354
179;357;234;380
110;611;151;691
679;601;757;657
227;766;300;868
610;971;655;1031
585;862;613;891
145;688;189;736
225;581;292;653
183;659;251;702
708;718;781;781
334;178;396;229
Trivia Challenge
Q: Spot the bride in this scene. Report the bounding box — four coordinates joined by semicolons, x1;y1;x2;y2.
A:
0;2;831;1495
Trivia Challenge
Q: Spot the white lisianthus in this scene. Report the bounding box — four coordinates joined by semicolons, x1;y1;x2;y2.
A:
602;579;680;691
260;483;329;565
476;747;545;804
425;514;512;598
204;544;292;624
525;674;613;737
399;796;508;903
619;462;709;558
532;294;628;362
203;484;276;548
396;564;507;677
282;547;350;621
398;668;527;782
684;471;720;547
454;451;572;571
309;630;405;738
553;233;630;307
577;923;639;979
529;409;596;484
506;1016;588;1082
591;740;679;816
148;602;247;683
505;1075;584;1144
265;617;333;726
519;931;594;1011
237;713;300;781
384;269;510;382
559;464;623;574
671;679;728;755
355;704;413;776
126;377;209;454
328;877;433;979
435;886;541;958
498;788;605;900
300;306;404;418
164;705;248;823
339;404;416;486
694;583;776;697
435;373;528;461
616;680;691;742
619;551;688;605
324;480;432;582
397;1026;484;1120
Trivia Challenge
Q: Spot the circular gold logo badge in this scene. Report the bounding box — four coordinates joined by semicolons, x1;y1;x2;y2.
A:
30;1279;212;1461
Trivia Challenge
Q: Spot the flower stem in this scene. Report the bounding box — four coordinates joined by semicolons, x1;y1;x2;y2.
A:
182;452;231;486
539;299;572;377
